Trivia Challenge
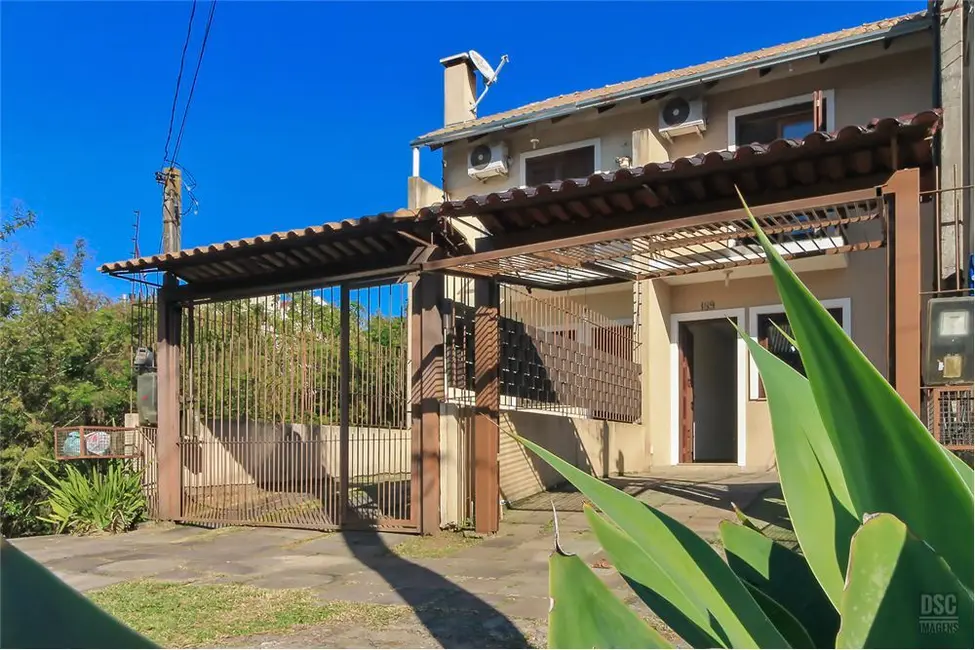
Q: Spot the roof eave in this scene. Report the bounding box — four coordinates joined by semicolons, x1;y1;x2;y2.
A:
409;16;931;150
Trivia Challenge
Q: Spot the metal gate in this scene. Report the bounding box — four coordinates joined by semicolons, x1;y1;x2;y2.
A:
176;280;417;531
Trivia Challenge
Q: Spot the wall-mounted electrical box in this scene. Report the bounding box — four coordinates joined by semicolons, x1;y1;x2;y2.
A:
923;296;974;386
137;372;158;425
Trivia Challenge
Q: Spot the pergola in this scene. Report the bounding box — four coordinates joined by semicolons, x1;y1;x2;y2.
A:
102;110;940;534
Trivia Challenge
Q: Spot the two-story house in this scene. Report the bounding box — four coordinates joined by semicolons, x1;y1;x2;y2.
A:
101;4;970;536
407;5;973;522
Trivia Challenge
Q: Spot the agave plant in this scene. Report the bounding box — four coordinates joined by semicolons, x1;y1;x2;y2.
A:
34;459;147;535
513;190;974;649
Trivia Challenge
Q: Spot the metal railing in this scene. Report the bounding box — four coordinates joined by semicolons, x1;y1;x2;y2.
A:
443;276;641;422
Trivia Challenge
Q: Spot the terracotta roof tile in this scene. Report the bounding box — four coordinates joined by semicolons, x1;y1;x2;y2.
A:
413;11;928;145
418;110;942;219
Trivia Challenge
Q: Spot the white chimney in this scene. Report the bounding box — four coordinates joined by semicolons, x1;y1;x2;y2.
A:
440;52;477;126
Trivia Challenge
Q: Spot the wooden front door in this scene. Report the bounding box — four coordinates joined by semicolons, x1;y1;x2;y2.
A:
678;323;695;463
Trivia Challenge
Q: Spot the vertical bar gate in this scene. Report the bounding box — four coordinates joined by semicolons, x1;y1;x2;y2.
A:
175;280;418;531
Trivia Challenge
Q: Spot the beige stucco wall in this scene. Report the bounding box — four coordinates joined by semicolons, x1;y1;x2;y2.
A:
179;417;411;490
438;403;648;525
639;244;893;471
497;411;647;506
440;42;933;200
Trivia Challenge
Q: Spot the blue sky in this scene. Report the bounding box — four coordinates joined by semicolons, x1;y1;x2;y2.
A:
1;0;926;295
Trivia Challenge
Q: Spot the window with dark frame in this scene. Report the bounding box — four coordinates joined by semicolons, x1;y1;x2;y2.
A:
755;307;844;399
524;145;596;186
735;99;826;147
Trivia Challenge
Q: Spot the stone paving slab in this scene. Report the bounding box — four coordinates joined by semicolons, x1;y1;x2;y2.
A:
10;468;779;648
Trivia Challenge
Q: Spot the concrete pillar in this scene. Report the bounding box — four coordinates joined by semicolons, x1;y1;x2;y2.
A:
411;274;444;534
473;279;500;534
935;0;973;286
441;53;477;126
155;275;182;521
885;168;923;416
631;127;672;466
640;280;673;467
124;412;139;452
407;176;445;211
632;127;669;167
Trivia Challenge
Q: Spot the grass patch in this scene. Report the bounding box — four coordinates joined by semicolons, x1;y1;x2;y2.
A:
88;580;407;648
391;530;483;559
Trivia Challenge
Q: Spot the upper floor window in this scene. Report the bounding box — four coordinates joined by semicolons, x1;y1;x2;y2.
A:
728;91;834;150
521;139;600;187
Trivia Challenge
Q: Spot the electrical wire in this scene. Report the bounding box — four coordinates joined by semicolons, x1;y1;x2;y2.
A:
161;0;198;167
169;0;217;167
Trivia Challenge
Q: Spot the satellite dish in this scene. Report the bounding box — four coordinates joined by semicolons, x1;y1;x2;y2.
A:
468;50;496;83
467;51;510;113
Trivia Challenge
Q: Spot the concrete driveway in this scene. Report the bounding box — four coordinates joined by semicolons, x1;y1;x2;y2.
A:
10;468;780;648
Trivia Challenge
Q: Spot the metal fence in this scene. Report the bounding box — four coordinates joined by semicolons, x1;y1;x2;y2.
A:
926;386;974;465
443;277;641;422
134;426;159;519
176;282;415;530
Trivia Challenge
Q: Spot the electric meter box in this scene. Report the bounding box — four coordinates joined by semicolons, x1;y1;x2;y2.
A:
137;372;158;425
923;296;974;386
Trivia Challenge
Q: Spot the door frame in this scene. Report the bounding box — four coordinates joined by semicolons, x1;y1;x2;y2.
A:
669;308;747;467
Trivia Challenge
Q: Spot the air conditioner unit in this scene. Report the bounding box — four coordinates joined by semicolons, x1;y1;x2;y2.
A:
658;96;707;140
468;142;509;180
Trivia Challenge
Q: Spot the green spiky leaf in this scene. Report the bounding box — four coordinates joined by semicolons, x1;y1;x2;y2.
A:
720;520;839;648
549;543;672;649
736;187;974;591
836;513;974;648
510;431;789;648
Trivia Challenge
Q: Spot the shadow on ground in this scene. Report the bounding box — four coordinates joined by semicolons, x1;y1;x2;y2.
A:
508;474;791;532
338;529;530;649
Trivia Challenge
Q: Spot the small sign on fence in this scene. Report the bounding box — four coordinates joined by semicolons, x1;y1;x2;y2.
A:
53;426;141;461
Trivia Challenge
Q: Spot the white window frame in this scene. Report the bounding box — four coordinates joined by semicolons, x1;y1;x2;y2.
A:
747;297;851;400
519;137;602;187
727;90;835;152
669;308;748;467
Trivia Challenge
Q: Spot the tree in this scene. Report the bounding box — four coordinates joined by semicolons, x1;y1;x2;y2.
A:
0;211;131;536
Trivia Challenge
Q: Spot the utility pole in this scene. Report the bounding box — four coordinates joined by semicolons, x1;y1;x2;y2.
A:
157;167;182;253
155;165;183;521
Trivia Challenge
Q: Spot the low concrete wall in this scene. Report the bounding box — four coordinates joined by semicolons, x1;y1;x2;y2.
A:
180;417;411;489
438;403;648;526
499;412;646;506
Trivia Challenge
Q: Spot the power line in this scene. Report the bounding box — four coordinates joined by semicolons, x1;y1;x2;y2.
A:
170;0;217;167
161;0;198;166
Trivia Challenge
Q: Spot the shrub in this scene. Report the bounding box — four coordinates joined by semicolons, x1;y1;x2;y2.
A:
515;191;974;648
33;460;146;535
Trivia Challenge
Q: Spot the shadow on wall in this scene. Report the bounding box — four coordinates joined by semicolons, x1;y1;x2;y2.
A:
499;410;647;509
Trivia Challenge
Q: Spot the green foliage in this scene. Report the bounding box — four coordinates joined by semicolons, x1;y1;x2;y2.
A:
516;193;975;648
183;291;408;429
1;211;132;537
0;538;157;649
33;460;146;535
548;543;671;648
